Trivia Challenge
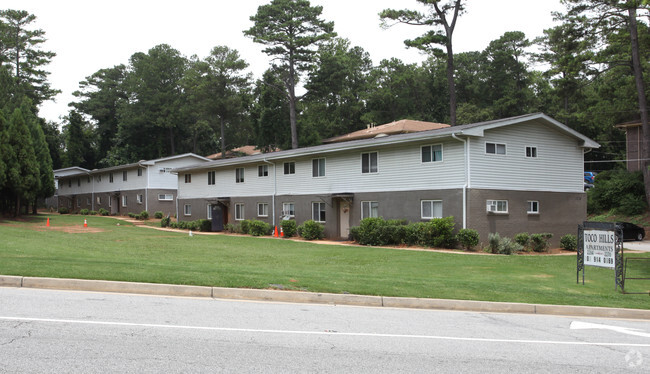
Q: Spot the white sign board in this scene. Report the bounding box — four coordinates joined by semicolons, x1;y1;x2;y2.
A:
583;229;616;269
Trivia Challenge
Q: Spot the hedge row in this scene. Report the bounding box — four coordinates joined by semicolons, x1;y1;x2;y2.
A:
349;217;457;248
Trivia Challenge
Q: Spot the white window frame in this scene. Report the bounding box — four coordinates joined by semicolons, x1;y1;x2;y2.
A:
361;152;378;174
257;203;269;217
96;196;101;205
312;158;326;178
312;202;326;222
527;200;539;214
421;200;443;219
184;204;192;216
282;202;295;218
207;205;213;220
361;201;379;219
138;168;143;177
184;174;192;183
109;173;114;183
283;162;295;175
235;203;245;221
486;200;508;213
122;195;127;207
236;168;245;183
137;194;143;204
258;165;269;177
525;146;538;158
486;142;507;155
123;170;128;182
207;171;216;185
421;144;443;163
158;194;173;201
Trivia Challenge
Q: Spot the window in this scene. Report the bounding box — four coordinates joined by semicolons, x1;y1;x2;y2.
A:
312;158;325;177
86;197;91;205
108;197;112;207
235;203;244;220
422;144;443;163
284;162;295;175
257;203;269;217
87;176;91;183
361;152;378;173
236;168;245;183
138;168;143;177
184;174;192;183
526;146;537;158
207;205;213;220
68;179;71;188
77;198;81;207
282;202;295;217
122;195;127;207
258;165;269;177
158;194;173;201
184;204;192;216
421;200;442;219
486;200;508;213
207;171;216;185
109;173;114;183
527;201;539;214
123;171;127;181
361;201;379;219
137;194;143;204
77;178;80;187
96;196;101;205
97;175;102;182
312;202;326;222
486;142;506;155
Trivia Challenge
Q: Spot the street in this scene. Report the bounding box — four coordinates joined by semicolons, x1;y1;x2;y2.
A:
1;287;649;373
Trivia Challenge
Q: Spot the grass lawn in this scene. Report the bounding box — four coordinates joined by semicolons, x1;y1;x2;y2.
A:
1;213;648;310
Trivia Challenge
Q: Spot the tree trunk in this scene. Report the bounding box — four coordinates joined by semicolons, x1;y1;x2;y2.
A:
628;7;650;205
446;43;457;126
220;117;226;159
169;127;176;155
288;50;299;149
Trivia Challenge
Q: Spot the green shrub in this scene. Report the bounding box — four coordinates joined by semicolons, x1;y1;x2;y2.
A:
498;237;523;255
139;210;149;220
403;222;424;245
79;209;89;215
128;212;137;218
514;233;530;249
249;220;271;236
58;207;69;214
588;170;647;215
160;216;170;228
240;220;251;235
224;223;235;233
89;210;97;215
298;220;324;240
154;211;163;219
98;208;109;216
530;233;553;252
456;228;479;250
560;234;577;251
418;217;456;248
280;220;297;238
354;217;387;246
198;219;212;232
488;233;501;254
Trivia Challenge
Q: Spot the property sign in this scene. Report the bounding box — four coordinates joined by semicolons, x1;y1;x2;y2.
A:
583;229;616;268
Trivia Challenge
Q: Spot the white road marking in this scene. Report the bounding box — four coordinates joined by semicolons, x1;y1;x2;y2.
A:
570;321;650;338
1;316;649;347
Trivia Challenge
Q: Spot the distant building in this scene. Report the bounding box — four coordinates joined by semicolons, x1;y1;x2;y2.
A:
615;120;643;172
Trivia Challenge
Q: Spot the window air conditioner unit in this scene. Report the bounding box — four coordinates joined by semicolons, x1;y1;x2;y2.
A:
487;204;497;212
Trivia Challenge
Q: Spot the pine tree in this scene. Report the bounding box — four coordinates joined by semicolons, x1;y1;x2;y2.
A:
6;107;39;216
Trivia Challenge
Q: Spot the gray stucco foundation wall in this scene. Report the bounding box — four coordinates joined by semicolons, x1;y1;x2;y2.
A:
178;189;465;239
468;189;587;247
145;189;177;216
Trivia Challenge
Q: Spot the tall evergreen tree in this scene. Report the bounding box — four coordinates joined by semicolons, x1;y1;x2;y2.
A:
244;0;336;149
21;98;53;213
6;107;39;216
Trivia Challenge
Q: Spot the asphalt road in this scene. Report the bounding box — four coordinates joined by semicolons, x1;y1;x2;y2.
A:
1;287;649;373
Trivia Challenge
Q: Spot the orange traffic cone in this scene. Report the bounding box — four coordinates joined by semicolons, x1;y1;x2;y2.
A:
280;227;284;237
46;217;50;227
84;219;88;228
274;225;279;237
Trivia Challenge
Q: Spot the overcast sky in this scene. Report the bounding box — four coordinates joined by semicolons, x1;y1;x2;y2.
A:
5;0;563;124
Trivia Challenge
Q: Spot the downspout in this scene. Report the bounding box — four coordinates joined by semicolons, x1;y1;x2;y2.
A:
263;159;277;228
90;172;95;212
452;132;468;229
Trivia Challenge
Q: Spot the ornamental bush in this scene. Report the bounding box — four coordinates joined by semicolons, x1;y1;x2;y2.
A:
456;228;479;250
560;234;577;251
530;233;553;252
248;220;271;236
139;210;149;220
58;207;69;214
514;232;530;249
79;209;89;215
298;220;324;240
98;208;109;216
154;211;163;219
280;219;297;238
418;217;456;248
160;216;170;228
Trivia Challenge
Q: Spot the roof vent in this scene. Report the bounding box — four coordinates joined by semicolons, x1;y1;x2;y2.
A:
374;133;388;138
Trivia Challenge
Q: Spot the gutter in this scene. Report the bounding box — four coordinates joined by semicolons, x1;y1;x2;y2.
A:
452;132;468;229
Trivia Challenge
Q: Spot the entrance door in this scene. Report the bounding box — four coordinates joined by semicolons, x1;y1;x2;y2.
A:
211;205;224;232
339;201;350;239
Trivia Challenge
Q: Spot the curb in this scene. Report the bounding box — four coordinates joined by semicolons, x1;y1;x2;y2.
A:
1;275;648;320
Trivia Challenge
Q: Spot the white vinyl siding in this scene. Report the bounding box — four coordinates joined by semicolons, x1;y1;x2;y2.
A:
421;200;442;219
470;122;584;192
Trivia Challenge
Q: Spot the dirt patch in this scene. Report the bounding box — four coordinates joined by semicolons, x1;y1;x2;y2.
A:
37;226;105;234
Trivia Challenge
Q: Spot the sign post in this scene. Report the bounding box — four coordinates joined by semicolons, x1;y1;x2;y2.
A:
577;222;624;291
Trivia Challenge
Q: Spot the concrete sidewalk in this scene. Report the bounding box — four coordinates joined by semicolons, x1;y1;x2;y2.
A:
624;240;650;252
1;275;648;320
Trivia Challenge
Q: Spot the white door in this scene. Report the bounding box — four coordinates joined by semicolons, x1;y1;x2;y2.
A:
339;201;350;239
